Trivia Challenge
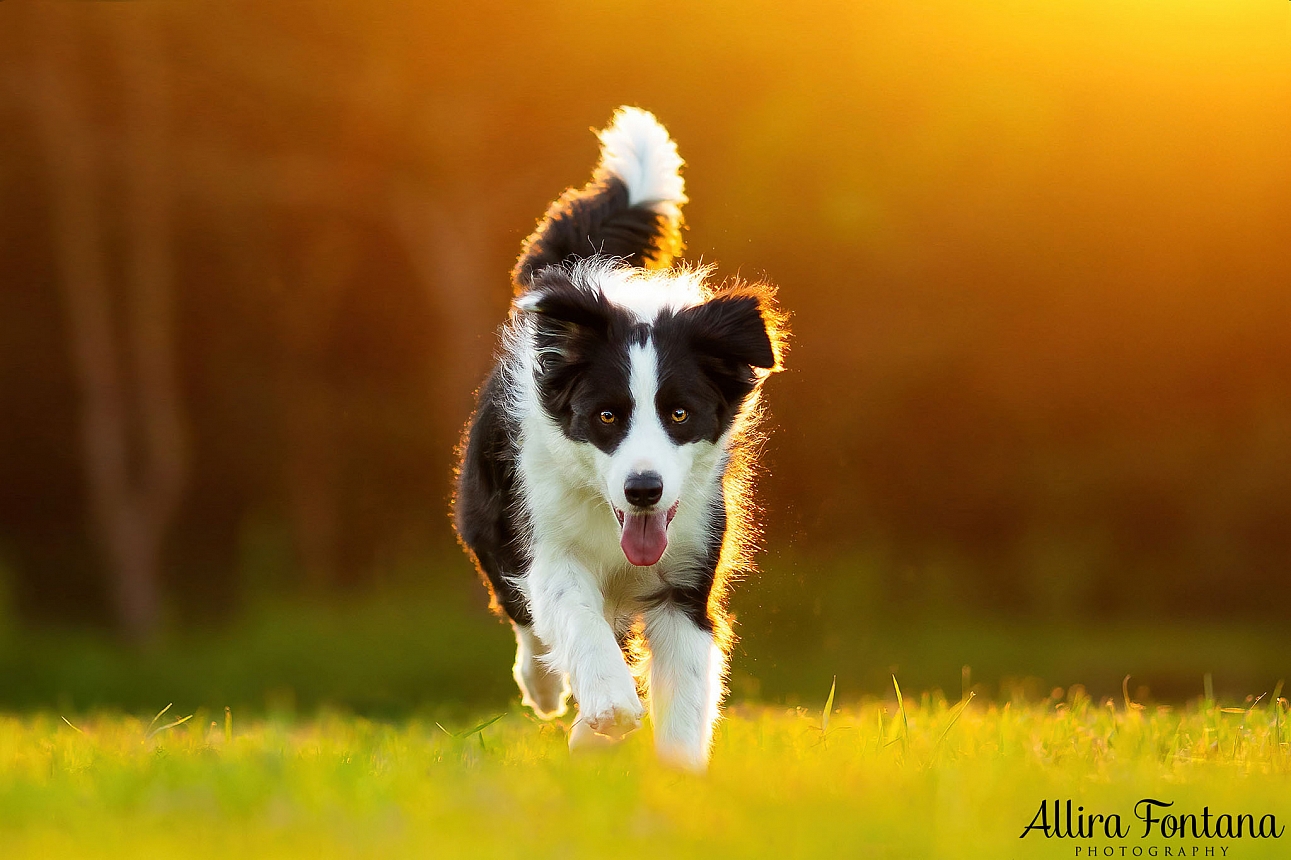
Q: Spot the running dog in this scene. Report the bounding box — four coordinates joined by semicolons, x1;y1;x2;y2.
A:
454;106;785;770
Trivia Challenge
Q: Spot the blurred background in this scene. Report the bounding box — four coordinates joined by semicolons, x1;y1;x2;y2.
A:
1;1;1288;713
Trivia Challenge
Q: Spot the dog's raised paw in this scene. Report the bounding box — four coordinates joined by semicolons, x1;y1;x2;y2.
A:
570;692;644;747
585;704;643;739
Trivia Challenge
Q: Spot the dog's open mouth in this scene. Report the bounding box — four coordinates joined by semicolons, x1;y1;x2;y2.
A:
614;502;679;567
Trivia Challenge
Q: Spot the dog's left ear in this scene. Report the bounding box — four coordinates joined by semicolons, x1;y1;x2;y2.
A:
672;291;781;408
681;294;777;370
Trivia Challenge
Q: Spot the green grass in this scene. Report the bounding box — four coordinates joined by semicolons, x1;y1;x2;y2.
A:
3;575;1289;856
4;688;1291;858
3;579;1288;714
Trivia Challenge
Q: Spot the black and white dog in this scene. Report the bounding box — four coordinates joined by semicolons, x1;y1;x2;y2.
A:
454;107;784;770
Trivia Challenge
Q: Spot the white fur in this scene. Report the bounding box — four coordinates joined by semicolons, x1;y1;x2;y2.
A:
525;548;645;740
598;340;698;518
512;623;569;719
598;263;707;323
597;107;687;225
513;258;710;322
644;604;725;769
500;262;732;769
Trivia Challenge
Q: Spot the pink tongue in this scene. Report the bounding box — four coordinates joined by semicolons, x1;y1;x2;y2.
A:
620;511;669;566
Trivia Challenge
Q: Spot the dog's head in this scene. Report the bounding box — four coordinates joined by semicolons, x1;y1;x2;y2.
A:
515;262;783;566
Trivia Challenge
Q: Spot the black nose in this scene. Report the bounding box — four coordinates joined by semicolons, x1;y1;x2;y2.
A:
624;472;663;508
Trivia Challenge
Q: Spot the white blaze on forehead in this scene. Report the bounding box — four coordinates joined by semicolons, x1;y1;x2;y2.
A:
608;336;682;566
624;339;666;471
602;336;687;514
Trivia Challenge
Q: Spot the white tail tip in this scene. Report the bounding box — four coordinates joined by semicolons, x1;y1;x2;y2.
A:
596;107;687;219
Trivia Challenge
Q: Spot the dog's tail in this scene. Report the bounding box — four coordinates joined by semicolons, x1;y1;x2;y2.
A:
512;106;687;289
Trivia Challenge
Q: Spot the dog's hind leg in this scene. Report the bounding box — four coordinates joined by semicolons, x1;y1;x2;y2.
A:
512;623;569;719
643;604;726;771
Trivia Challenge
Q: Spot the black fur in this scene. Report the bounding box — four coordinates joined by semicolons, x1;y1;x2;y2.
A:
645;495;727;632
653;294;777;444
459;136;692;627
525;269;639;455
456;117;778;643
512;176;681;286
454;368;531;626
456;286;775;628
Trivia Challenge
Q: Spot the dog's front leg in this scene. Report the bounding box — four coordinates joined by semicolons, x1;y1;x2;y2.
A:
527;552;643;746
644;604;725;771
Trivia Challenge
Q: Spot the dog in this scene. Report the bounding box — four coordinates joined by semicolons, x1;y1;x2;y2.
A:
453;106;785;770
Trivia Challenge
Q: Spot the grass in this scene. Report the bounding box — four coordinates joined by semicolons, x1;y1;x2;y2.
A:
3;686;1291;859
3;579;1288;714
2;574;1288;857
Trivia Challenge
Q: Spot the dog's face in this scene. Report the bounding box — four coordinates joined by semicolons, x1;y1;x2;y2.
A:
517;267;777;566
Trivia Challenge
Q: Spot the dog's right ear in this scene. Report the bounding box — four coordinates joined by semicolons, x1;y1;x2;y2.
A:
513;268;613;334
514;269;618;379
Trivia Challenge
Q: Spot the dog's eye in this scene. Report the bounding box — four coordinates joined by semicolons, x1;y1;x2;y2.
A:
671;408;689;424
598;410;617;425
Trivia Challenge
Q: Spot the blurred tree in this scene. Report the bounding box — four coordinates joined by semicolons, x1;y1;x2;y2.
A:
277;216;354;590
1;0;1288;628
28;5;187;640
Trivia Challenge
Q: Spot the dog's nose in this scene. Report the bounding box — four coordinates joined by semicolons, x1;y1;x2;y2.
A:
624;472;664;508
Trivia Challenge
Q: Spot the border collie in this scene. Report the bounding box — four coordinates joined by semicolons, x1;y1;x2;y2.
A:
454;107;785;770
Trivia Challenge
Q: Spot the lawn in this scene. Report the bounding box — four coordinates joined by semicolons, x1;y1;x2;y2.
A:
4;686;1290;859
3;578;1289;857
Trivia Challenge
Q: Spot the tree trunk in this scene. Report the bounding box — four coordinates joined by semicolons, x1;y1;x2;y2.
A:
388;187;498;419
277;219;354;591
29;5;187;641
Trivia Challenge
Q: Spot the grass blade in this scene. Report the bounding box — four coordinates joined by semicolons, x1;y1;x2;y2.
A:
893;675;908;734
821;676;837;736
147;703;173;733
147;713;193;740
893;675;909;755
1272;680;1285;757
458;713;505;739
933;692;975;758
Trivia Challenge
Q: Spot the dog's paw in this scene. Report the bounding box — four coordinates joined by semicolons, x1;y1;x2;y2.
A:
583;701;644;739
568;718;618;751
570;687;644;745
515;661;569;720
520;679;569;721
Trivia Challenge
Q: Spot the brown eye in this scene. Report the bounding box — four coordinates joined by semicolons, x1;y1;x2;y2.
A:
671;408;689;424
599;410;617;425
